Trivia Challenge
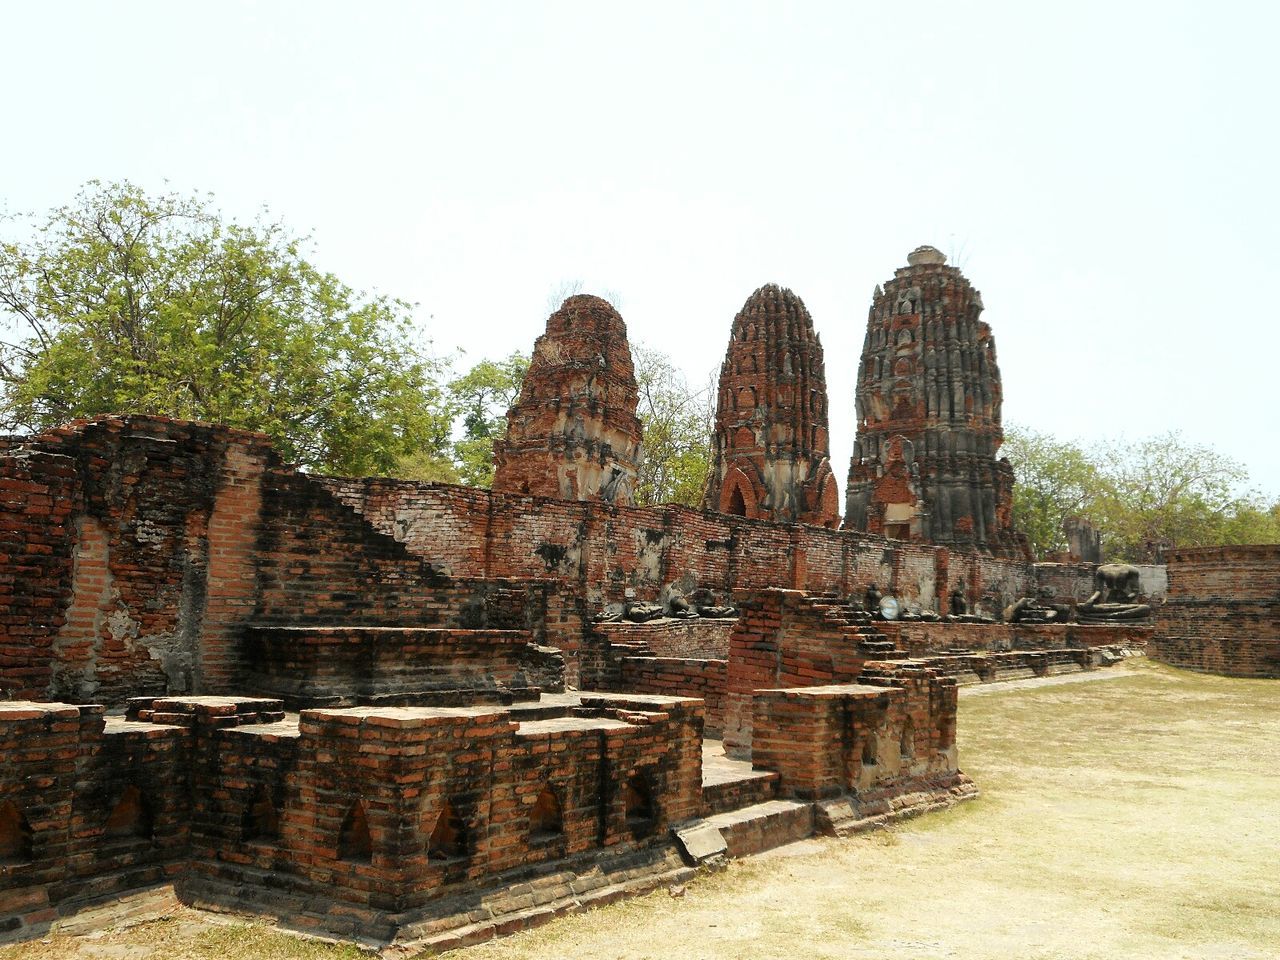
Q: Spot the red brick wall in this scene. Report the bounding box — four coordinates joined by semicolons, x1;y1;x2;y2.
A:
3;416;1037;702
241;626;563;707
182;694;703;919
323;478;1035;620
618;658;727;736
595;619;734;659
750;665;962;801
722;590;870;757
0;700;191;940
0;452;76;700
1152;545;1280;678
199;439;272;693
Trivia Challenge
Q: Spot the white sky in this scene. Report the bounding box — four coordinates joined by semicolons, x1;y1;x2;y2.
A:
5;1;1278;493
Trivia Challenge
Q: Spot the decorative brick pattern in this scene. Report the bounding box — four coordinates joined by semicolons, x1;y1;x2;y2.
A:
845;246;1026;558
704;285;839;526
0;700;191;941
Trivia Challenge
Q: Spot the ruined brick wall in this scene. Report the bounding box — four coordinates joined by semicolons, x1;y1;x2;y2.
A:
748;665;967;813
722;590;871;757
492;296;643;505
252;468;464;628
0;701;190;941
703;285;839;527
617;658;727;736
4;418;265;703
0;451;76;700
1152;545;1280;678
1034;562;1168;605
594;619;735;659
181;694;703;924
1033;562;1099;603
876;621;1152;657
3;415;1035;702
845;246;1025;559
323;477;1035;624
2;693;703;938
1;418;566;704
241;626;563;708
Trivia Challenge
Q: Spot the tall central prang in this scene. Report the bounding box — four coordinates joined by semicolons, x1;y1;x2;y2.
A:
844;246;1024;558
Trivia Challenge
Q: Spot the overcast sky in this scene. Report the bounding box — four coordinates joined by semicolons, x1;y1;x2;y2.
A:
5;1;1278;494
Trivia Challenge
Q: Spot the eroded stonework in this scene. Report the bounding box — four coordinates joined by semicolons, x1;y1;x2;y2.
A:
492;295;643;505
703;285;839;527
845;246;1025;558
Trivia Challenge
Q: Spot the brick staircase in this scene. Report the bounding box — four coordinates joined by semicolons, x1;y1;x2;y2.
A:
794;594;911;660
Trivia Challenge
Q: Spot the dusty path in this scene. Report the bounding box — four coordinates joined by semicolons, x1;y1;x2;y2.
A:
3;661;1277;960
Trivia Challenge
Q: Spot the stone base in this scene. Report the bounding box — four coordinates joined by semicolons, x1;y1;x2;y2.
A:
177;844;695;951
814;772;979;836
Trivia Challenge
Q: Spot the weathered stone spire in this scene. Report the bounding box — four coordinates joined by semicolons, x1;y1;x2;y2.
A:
492;295;643;504
703;284;839;526
844;246;1024;557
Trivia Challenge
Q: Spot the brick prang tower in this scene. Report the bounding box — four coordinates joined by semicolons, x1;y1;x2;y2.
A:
703;284;840;527
492;295;643;505
844;246;1023;558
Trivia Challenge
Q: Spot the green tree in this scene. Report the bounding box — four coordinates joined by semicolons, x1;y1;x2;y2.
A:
632;343;713;507
1002;425;1108;559
445;352;528;487
1218;494;1280;546
1092;432;1249;561
0;181;452;476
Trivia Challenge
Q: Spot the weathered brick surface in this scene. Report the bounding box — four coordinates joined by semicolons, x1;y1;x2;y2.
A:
618;658;727;736
722;590;876;757
750;665;969;809
704;285;839;527
13;419;245;703
320;477;1036;688
1152;546;1280;677
0;451;76;700
241;626;563;707
492;296;643;505
1;692;703;939
0;700;191;941
0;417;565;703
595;619;734;659
178;695;702;925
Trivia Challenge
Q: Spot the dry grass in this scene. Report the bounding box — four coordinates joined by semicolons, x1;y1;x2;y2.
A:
4;660;1277;960
0;916;370;960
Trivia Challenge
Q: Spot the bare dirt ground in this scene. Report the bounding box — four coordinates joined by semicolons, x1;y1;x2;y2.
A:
4;660;1277;960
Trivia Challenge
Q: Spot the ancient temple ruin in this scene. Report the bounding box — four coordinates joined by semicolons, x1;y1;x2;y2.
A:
703;285;840;527
0;256;1264;952
492;295;643;504
845;246;1024;559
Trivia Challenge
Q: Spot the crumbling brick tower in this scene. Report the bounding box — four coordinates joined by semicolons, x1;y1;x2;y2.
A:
703;284;840;527
493;295;643;504
844;246;1022;557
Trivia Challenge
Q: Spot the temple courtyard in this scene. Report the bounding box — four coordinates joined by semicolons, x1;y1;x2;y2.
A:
1;660;1274;960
